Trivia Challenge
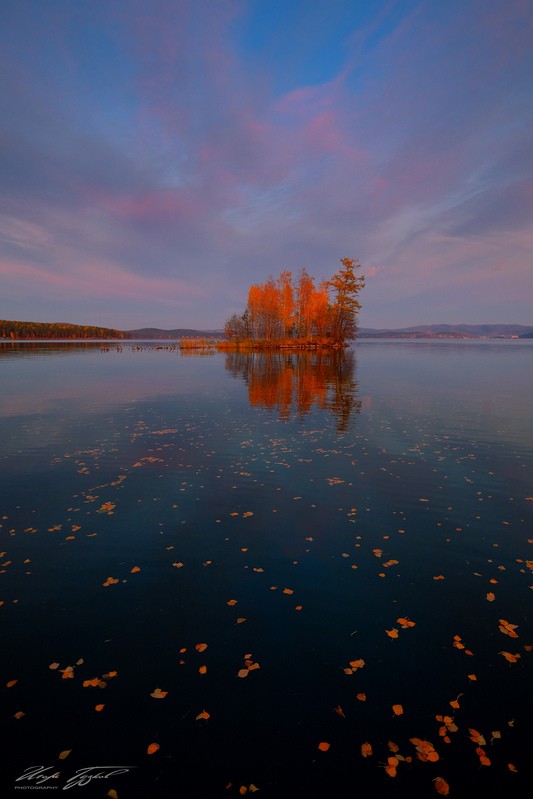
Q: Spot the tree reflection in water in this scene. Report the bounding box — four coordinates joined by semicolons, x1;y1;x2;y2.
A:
224;349;361;430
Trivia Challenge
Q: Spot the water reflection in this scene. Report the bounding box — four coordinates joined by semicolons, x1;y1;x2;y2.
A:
224;349;361;430
0;340;110;358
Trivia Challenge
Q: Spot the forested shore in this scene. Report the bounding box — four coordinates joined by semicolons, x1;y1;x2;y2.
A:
0;320;127;340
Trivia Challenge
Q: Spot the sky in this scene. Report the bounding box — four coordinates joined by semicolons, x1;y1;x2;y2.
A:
1;0;532;330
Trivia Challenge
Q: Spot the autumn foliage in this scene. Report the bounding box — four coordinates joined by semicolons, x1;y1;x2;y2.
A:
223;259;365;347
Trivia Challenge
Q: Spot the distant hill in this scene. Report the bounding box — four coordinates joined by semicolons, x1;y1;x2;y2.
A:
126;327;225;339
358;324;533;339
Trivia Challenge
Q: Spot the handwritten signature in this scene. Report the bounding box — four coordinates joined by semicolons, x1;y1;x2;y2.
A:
15;766;135;790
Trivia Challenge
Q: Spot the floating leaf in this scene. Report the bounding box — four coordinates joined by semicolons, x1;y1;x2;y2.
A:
499;651;521;664
199;665;207;675
392;704;404;716
146;743;160;755
196;710;211;721
237;669;249;678
396;617;415;628
195;643;208;653
361;742;373;758
356;693;367;702
386;628;399;639
317;742;330;752
499;619;519;638
227;599;238;606
6;680;17;688
411;738;439;762
384;756;398;777
468;728;486;745
58;750;72;760
434;776;450;796
150;688;168;699
95;704;105;712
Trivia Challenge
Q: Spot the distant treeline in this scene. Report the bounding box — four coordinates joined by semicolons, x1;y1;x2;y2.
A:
0;320;127;340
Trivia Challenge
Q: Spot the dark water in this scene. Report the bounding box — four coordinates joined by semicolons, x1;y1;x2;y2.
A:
1;340;532;799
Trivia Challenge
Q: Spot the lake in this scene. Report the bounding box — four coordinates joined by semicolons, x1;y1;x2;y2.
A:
1;340;532;798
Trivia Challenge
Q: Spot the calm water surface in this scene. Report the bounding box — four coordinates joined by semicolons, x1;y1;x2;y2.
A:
1;340;532;798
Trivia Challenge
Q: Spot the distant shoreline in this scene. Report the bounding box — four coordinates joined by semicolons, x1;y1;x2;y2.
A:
1;319;532;341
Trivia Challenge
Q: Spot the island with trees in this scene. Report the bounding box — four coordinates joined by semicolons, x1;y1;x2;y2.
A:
221;258;365;350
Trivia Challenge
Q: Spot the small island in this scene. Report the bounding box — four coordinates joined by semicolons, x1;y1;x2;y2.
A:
219;257;365;350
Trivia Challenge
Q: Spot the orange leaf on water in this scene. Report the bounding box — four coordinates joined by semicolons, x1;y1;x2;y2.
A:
317;742;330;752
361;742;373;758
195;643;208;652
468;728;486;745
396;617;416;628
434;776;450;796
356;693;367;702
150;688;168;699
392;704;404;716
499;651;521;663
95;704;105;712
58;750;72;760
386;628;399;639
196;710;211;721
146;743;160;755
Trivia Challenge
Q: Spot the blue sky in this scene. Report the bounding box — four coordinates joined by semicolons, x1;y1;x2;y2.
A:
1;0;532;329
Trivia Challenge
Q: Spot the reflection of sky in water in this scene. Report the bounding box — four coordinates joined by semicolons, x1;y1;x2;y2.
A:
1;341;533;797
0;344;233;416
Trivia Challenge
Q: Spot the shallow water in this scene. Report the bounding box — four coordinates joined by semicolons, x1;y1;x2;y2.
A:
1;340;532;798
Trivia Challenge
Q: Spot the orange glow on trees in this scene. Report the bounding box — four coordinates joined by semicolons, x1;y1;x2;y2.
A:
223;258;365;347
